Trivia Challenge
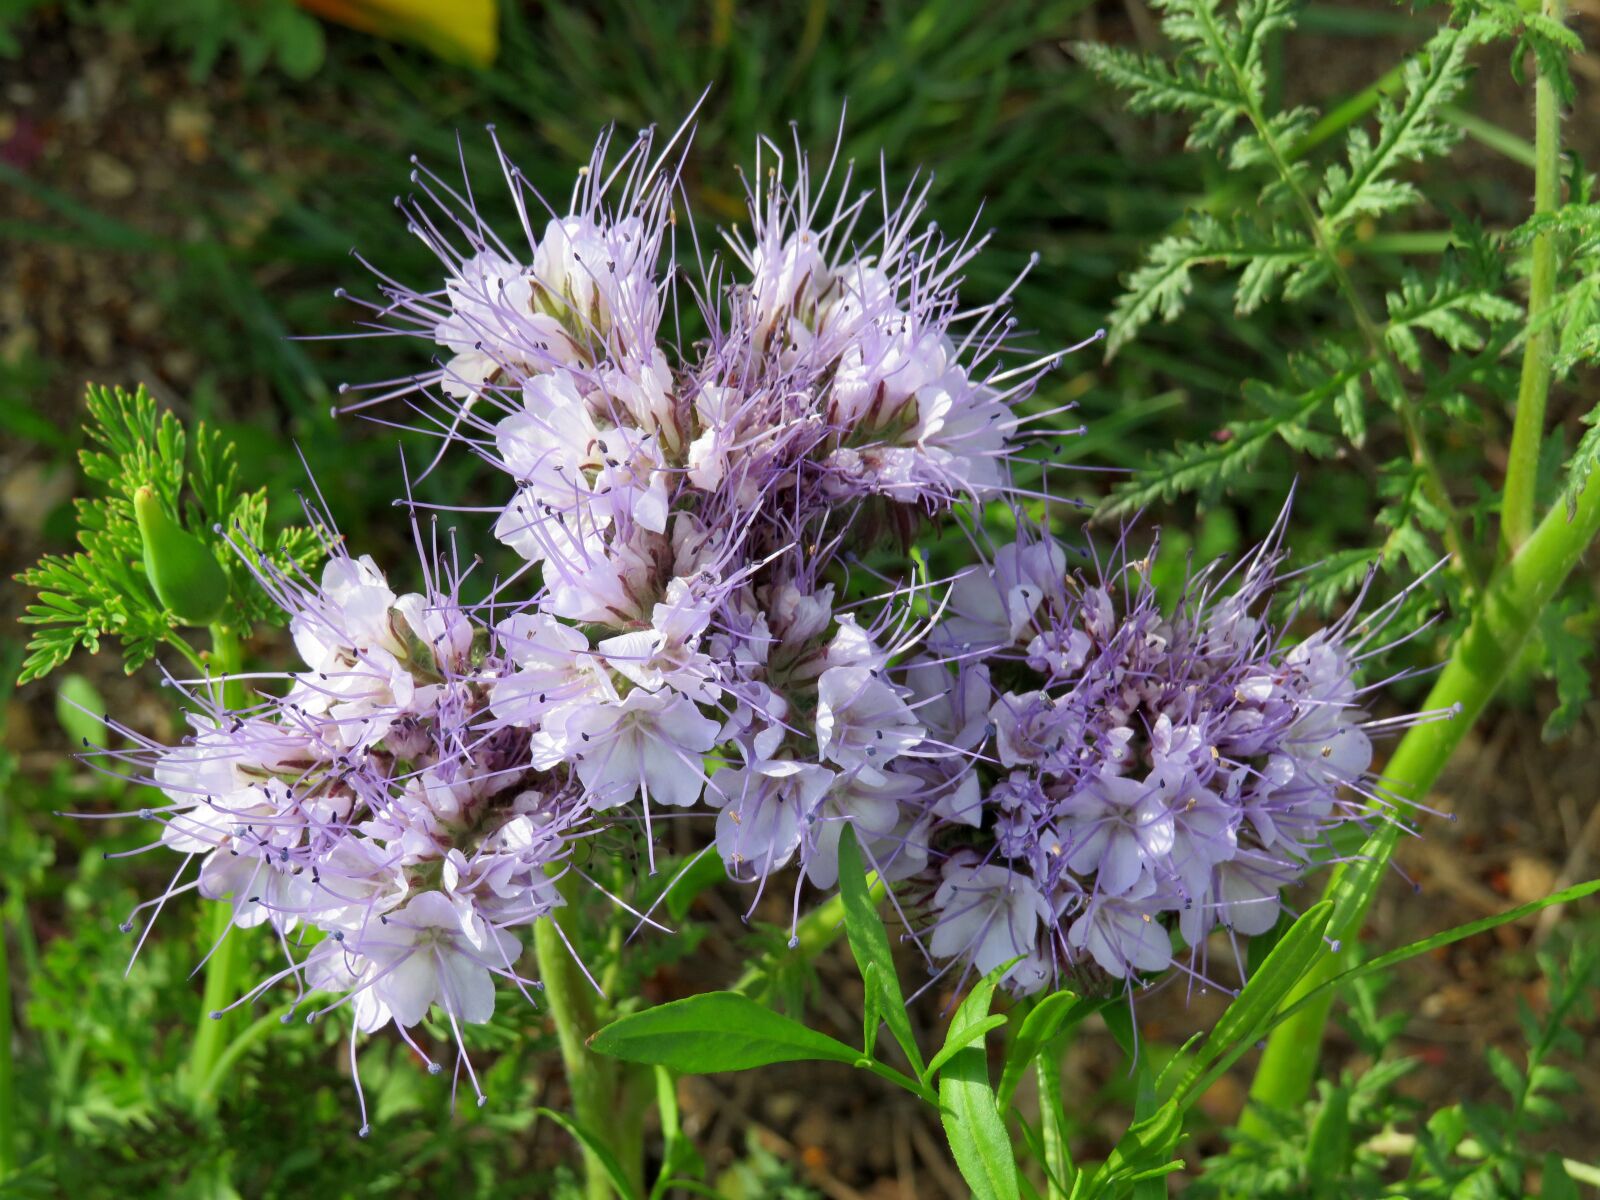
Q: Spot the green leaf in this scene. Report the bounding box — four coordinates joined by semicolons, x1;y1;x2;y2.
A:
590;992;860;1073
1272;878;1600;1046
923;1014;1009;1083
15;383;324;685
1541;1153;1580;1200
1329;823;1401;938
1102;1004;1171;1200
1561;404;1600;520
1318;26;1475;233
54;673;108;749
650;1067;703;1200
1306;1085;1351;1194
997;990;1091;1109
1085;1100;1186;1195
1101;214;1314;355
536;1108;642;1200
270;8;326;80
837;824;924;1074
1105;348;1371;516
939;965;1021;1200
1176;900;1336;1104
1485;1046;1524;1098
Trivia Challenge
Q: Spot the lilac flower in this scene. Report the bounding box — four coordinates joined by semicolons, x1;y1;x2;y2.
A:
928;857;1052;988
1067;882;1174;978
916;515;1424;996
346;890;523;1028
814;664;925;785
709;757;835;883
558;688;721;812
1056;773;1176;897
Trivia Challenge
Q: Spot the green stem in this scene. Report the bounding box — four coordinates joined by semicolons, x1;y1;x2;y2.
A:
184;624;247;1112
161;631;209;676
1243;464;1600;1128
187;904;242;1113
1500;0;1567;555
533;892;644;1200
207;624;248;711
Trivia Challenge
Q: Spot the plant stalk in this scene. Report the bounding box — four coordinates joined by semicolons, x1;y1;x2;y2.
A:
185;624;248;1112
1500;0;1567;555
533;889;645;1200
1243;463;1600;1128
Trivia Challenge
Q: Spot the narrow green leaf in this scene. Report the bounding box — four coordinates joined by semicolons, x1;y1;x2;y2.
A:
590;992;859;1073
1103;1004;1168;1200
1086;1100;1185;1194
650;1067;703;1200
998;990;1090;1108
1177;900;1336;1104
1339;878;1600;984
1542;1153;1581;1200
838;824;924;1074
1306;1085;1351;1195
924;1014;1009;1083
939;964;1021;1200
536;1108;643;1200
55;673;108;749
1329;823;1400;937
1264;878;1600;1056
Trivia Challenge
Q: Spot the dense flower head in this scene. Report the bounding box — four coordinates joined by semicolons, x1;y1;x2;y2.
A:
95;118;1070;1118
325;118;1076;916
100;526;594;1119
912;514;1419;996
87;115;1424;1127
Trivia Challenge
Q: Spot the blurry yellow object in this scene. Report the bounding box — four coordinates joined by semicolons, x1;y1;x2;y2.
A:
299;0;499;67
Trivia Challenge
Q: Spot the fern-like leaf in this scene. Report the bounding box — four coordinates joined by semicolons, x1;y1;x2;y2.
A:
15;384;327;686
1318;26;1476;235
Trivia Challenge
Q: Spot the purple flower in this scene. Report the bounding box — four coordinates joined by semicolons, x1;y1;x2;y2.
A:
559;687;721;812
929;856;1052;989
912;513;1423;997
709;757;835;882
1056;773;1176;897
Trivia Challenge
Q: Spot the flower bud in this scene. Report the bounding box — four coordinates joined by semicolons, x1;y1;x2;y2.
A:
133;486;229;627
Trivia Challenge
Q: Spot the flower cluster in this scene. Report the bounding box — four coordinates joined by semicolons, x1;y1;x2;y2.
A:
912;521;1413;995
336;124;1064;902
117;536;582;1119
97;119;1415;1122
107;122;1060;1107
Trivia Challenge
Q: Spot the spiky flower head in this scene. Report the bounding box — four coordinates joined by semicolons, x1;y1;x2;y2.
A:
95;115;1082;1124
912;511;1428;996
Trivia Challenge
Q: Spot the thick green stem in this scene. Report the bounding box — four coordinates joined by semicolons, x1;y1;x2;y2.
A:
184;624;248;1112
207;624;248;712
1501;0;1567;555
1244;466;1600;1128
533;896;644;1200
